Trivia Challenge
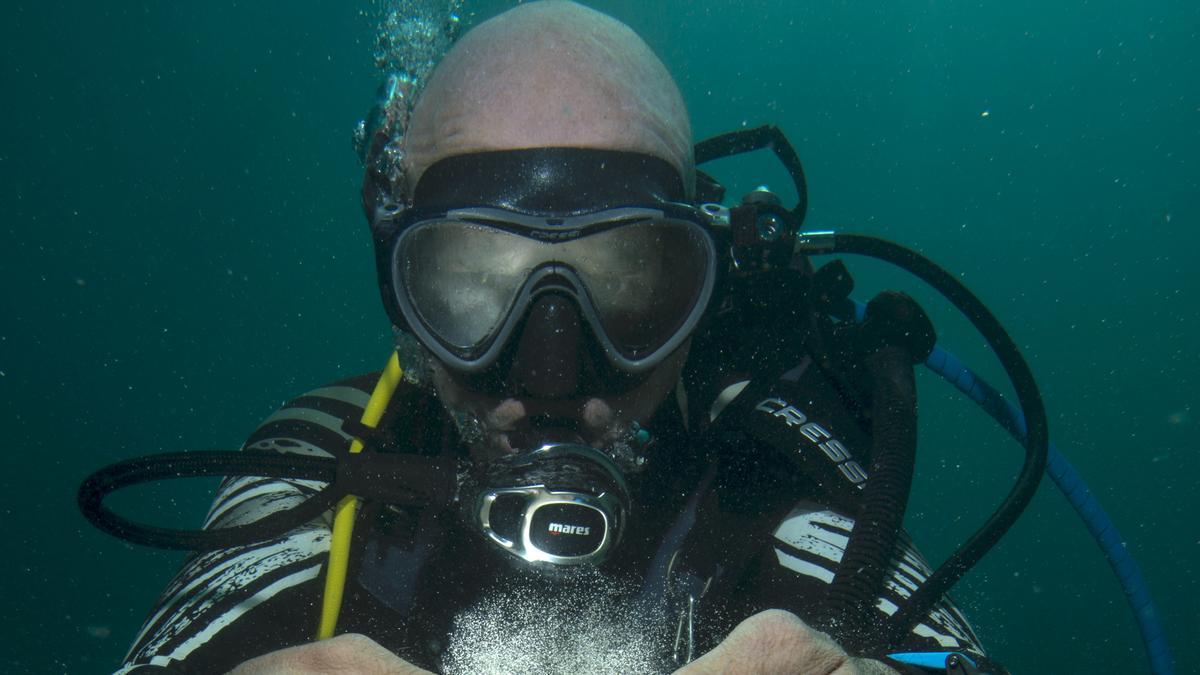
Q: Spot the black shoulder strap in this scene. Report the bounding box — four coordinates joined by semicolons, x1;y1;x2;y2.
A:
667;288;936;663
350;379;460;616
664;358;878;661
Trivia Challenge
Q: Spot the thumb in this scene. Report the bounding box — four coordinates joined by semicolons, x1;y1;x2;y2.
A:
228;633;433;675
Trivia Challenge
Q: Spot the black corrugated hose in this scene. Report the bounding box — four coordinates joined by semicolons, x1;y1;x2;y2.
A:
821;342;920;652
801;232;1049;653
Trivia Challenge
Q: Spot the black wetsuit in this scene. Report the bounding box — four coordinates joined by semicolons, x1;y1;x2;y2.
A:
115;350;1003;674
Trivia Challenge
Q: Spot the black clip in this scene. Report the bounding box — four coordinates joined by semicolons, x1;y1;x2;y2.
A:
812;259;856;320
945;652;982;674
729;188;799;273
857;291;937;364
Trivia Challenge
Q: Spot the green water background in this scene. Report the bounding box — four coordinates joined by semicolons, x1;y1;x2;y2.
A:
3;0;1196;672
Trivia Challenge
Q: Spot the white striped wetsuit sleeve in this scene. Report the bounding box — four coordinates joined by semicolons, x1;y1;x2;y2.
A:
114;377;376;674
770;503;988;658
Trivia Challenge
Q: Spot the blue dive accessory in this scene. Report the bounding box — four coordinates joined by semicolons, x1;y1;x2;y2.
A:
888;651;980;674
918;335;1176;675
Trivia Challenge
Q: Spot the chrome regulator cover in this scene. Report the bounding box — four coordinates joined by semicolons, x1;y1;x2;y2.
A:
466;443;631;568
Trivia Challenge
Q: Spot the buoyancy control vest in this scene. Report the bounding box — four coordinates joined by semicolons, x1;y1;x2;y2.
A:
334;259;936;669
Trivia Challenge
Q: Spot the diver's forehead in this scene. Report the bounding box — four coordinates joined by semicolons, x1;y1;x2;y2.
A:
401;1;692;192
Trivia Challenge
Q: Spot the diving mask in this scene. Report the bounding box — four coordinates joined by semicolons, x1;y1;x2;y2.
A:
371;148;719;378
384;205;716;374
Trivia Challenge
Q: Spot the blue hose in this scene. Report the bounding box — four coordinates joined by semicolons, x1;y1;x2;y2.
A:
923;343;1174;675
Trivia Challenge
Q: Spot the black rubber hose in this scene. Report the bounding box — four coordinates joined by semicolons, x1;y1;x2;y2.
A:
78;451;340;550
822;344;919;651
809;233;1049;650
694;125;808;225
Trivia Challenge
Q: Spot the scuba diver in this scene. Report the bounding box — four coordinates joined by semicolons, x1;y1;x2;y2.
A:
101;2;1028;673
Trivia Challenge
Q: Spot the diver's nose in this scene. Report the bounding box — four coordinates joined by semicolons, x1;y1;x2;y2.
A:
509;294;583;398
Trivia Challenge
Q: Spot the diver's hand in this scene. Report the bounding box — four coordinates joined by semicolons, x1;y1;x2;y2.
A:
226;633;433;675
673;609;898;675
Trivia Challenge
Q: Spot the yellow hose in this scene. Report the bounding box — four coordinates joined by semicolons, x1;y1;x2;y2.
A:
316;351;404;639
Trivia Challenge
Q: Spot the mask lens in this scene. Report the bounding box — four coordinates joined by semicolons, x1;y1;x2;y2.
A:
397;221;536;355
573;219;712;361
392;212;713;368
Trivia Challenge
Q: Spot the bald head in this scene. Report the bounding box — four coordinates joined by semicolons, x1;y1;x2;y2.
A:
403;1;693;194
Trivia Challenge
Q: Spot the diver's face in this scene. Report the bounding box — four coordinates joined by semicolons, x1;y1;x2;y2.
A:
430;340;689;464
399;4;696;465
